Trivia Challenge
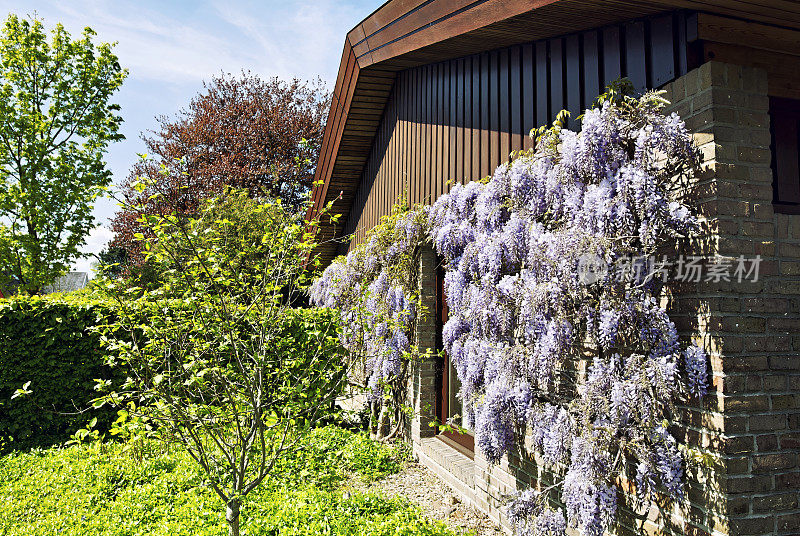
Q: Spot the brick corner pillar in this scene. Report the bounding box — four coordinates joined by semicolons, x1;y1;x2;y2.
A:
410;244;439;444
663;61;800;536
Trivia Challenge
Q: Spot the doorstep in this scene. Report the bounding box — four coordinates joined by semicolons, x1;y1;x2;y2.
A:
415;436;477;508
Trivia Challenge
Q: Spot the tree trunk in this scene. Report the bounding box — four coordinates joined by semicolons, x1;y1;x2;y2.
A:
226;499;240;536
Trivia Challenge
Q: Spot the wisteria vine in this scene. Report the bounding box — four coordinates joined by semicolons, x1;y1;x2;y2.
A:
312;89;710;535
429;90;707;535
310;201;429;440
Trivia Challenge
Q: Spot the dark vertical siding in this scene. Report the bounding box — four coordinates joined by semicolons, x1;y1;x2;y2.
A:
649;14;675;87
583;31;600;111
535;41;548;131
479;52;490;178
343;11;692;244
565;35;581;129
602;26;622;89
470;54;479;181
470;55;479;181
549;38;564;122
489;50;500;175
625;21;647;92
510;46;522;154
521;43;535;150
499;48;510;161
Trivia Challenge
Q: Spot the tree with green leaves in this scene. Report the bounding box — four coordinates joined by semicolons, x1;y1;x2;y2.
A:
95;184;347;536
0;14;127;295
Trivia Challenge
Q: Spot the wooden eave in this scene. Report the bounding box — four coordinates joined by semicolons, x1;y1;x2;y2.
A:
308;0;800;265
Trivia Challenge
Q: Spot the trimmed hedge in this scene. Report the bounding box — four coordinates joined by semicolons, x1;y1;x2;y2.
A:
0;293;345;452
0;294;124;451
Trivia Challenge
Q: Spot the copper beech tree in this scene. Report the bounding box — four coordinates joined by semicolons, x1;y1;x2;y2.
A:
110;72;329;265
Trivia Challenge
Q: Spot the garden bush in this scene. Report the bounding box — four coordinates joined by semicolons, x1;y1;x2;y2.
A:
0;291;342;453
95;190;351;535
0;293;124;451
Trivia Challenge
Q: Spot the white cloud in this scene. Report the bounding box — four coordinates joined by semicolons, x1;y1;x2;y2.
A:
209;0;364;82
22;1;251;84
11;0;367;85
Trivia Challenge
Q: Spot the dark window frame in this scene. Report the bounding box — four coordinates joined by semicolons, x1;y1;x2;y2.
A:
435;263;474;457
770;97;800;214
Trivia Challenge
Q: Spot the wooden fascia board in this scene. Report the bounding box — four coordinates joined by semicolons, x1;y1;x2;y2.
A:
308;43;350;217
307;41;359;221
350;0;429;43
356;0;564;68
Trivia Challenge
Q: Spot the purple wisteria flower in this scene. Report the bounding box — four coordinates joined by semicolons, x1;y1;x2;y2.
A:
315;90;705;536
310;205;428;399
426;91;704;536
684;344;708;399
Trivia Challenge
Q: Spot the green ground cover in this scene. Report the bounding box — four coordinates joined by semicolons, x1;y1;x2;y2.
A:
0;426;455;536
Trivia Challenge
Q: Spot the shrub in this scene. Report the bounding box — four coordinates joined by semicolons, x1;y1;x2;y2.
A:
0;292;342;453
0;294;124;451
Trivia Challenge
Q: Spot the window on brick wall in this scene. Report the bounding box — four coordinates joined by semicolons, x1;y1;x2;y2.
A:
435;264;474;456
771;97;800;214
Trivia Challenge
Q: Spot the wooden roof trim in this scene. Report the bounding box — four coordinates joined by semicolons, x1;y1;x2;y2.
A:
349;0;428;46
308;43;360;221
695;12;800;56
352;0;562;69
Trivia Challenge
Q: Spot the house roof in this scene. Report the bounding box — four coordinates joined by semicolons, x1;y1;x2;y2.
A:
307;0;800;265
43;272;90;294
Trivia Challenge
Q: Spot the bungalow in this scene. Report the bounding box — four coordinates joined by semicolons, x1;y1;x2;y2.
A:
308;2;800;535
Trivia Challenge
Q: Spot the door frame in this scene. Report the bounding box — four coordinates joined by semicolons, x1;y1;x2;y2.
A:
434;263;475;456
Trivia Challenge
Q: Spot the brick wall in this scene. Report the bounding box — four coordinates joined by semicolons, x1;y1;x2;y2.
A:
409;61;800;536
410;244;439;444
662;61;800;536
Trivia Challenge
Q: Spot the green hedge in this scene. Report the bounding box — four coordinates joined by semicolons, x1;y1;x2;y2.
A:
0;293;344;452
0;294;124;451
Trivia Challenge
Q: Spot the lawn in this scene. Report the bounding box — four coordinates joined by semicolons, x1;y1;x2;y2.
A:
0;426;456;536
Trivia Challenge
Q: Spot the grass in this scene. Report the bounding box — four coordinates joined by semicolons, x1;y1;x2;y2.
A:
0;426;456;536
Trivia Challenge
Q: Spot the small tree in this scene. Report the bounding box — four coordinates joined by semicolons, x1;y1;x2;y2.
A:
96;184;346;536
110;73;329;266
0;14;127;295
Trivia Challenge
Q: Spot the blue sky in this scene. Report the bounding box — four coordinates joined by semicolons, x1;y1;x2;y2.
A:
2;0;377;272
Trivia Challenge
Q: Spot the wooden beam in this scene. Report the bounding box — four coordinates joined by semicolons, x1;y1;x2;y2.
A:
696;12;800;57
703;42;800;99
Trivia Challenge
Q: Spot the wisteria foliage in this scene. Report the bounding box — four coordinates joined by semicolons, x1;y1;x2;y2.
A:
313;90;709;535
310;202;429;439
428;91;707;536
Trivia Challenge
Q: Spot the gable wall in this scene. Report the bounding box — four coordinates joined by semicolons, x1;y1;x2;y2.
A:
340;11;695;251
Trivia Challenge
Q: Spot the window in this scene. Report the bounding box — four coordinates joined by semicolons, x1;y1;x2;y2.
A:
771;97;800;214
435;265;474;456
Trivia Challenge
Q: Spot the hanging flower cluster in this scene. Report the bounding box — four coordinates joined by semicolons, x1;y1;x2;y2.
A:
310;202;429;438
428;91;707;536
